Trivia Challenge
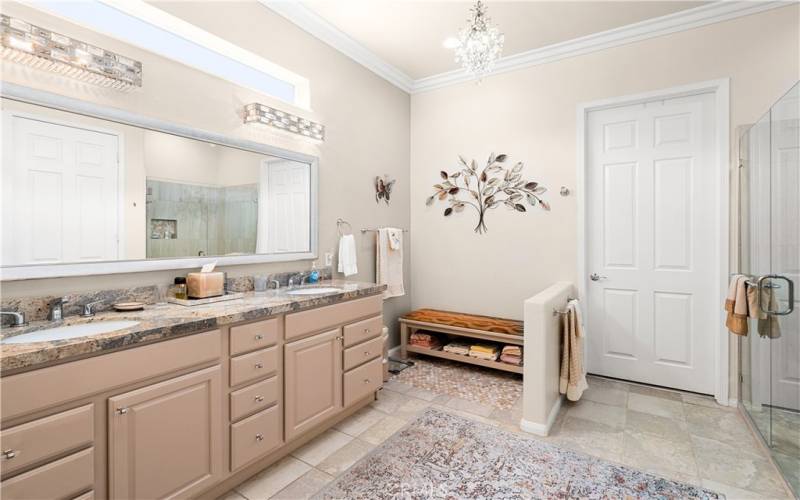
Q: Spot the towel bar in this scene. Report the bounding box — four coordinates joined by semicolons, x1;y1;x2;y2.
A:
553;297;577;316
360;228;409;233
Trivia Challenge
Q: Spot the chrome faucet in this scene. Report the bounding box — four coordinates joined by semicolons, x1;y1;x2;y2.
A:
0;311;26;327
269;279;280;290
80;300;102;318
48;297;69;321
288;273;308;289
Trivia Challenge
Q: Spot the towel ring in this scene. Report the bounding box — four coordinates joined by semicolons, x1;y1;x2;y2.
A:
336;218;353;237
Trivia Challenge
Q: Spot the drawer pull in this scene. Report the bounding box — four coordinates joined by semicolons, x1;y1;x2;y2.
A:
254;395;264;403
2;449;18;460
363;379;371;384
116;408;129;415
254;363;263;369
254;334;264;340
255;433;264;442
363;328;370;334
336;336;343;341
364;351;370;356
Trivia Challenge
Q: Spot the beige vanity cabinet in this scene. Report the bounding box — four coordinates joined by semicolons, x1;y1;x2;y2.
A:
108;365;223;500
284;328;343;440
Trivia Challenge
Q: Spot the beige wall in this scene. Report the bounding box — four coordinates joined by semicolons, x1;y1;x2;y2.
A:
410;5;799;323
0;1;411;342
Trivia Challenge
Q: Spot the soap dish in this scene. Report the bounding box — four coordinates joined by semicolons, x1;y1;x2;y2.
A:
114;302;145;311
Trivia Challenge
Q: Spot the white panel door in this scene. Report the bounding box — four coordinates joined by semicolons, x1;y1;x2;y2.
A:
266;160;310;253
586;93;717;394
3;115;120;266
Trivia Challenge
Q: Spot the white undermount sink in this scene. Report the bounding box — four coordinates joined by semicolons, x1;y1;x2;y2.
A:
286;287;343;296
1;320;140;344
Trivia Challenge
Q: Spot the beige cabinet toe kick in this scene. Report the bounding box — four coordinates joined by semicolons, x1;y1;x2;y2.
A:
0;290;386;499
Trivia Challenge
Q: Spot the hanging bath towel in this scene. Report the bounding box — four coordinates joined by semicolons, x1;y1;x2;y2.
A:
377;228;405;299
337;234;358;277
559;299;588;402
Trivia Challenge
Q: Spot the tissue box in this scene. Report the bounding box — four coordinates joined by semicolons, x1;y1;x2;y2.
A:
187;272;225;298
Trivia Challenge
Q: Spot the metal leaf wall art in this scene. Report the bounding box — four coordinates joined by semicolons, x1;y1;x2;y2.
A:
426;153;549;234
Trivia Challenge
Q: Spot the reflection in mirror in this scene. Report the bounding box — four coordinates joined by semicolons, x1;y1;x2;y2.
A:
1;97;313;268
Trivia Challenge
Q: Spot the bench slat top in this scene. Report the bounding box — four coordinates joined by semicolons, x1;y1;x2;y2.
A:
401;309;523;336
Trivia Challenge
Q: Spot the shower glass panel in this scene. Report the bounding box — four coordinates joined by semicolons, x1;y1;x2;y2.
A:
740;82;800;497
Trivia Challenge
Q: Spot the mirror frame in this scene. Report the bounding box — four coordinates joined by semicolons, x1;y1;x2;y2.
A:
0;82;319;281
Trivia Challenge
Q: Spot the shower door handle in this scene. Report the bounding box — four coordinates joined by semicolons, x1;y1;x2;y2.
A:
757;274;794;316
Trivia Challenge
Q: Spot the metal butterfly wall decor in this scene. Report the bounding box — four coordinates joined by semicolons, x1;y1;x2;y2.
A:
375;175;396;204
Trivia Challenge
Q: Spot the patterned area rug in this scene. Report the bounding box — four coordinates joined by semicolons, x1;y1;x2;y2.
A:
392;356;522;410
315;409;723;499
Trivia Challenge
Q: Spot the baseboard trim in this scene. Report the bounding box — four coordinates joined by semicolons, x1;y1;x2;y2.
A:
519;395;563;436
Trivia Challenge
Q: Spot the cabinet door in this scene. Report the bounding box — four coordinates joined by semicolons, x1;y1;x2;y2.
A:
108;366;222;500
284;329;342;440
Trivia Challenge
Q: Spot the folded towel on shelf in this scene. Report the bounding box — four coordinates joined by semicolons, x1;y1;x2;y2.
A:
469;344;500;361
470;351;499;361
501;345;522;356
500;345;523;366
500;354;522;366
337;234;358;277
443;341;471;355
410;332;443;350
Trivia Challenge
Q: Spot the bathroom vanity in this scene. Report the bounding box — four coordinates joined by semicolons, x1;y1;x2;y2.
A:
0;283;385;499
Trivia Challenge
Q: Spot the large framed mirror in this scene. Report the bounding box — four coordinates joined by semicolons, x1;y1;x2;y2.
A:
0;83;318;280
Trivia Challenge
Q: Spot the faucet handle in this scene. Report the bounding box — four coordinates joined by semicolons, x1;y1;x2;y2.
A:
81;300;102;318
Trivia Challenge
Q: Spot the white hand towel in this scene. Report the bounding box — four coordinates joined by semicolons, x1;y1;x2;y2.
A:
337;234;358;277
388;228;401;251
377;228;404;299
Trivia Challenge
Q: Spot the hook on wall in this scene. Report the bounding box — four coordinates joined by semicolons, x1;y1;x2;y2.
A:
560;186;570;196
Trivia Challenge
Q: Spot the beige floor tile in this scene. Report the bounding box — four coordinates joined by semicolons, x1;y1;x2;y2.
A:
217;491;246;500
692;435;788;498
586;376;630;392
488;406;522;428
622;429;698;477
316;439;375;476
270;468;334;500
358;415;408;445
627;393;685;420
445;397;494;418
682;392;726;409
405;386;443;402
236;456;311;500
582;384;628;407
370;389;408;414
334;406;387;437
629;384;683;402
626;409;689;441
701;479;792;500
382;379;413;394
565;399;626;430
550;416;624;462
685;404;760;449
292;429;353;466
393;397;432;422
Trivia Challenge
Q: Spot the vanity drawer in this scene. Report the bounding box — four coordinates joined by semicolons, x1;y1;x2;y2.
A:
0;447;94;500
230;377;279;422
285;295;382;341
343;336;383;371
343;357;382;407
230;318;279;356
230;347;278;387
73;491;94;500
0;404;93;476
343;315;382;348
230;405;281;471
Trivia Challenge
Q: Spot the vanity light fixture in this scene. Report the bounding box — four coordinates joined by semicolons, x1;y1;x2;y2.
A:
243;103;324;141
0;14;142;90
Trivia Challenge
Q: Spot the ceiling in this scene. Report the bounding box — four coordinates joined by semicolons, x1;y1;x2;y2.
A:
301;1;708;80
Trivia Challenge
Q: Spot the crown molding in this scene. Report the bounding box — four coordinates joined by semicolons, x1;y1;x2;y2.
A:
262;1;793;96
261;0;415;93
413;0;793;93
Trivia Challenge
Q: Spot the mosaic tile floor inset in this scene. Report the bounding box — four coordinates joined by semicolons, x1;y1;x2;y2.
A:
392;355;522;410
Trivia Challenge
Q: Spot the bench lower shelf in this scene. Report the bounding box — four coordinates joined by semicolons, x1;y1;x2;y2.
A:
405;345;523;374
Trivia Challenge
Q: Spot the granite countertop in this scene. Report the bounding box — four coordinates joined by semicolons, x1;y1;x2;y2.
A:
0;281;385;374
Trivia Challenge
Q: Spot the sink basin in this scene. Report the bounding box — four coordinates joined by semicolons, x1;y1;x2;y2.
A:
286;287;343;296
2;320;140;344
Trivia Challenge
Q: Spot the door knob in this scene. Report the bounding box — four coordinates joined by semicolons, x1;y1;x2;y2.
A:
590;273;608;282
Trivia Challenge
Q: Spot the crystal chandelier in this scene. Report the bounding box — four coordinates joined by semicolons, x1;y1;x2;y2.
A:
454;1;504;80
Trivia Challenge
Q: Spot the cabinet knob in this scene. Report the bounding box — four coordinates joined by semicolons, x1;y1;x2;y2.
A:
254;334;264;340
116;407;129;415
335;336;343;341
363;379;370;384
364;351;370;356
363;328;370;334
2;449;18;460
255;433;264;442
254;363;263;369
254;395;264;402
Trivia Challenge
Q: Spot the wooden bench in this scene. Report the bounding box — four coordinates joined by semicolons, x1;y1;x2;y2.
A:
398;309;524;374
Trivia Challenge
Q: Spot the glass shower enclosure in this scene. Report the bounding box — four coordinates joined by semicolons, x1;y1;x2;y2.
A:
739;82;799;496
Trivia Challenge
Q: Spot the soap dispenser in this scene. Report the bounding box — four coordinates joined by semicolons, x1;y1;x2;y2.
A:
309;263;320;284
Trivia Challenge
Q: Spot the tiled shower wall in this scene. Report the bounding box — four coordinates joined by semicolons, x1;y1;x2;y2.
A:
146;179;258;258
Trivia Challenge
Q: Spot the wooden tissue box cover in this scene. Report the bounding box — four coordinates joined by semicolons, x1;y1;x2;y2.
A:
187;272;225;298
